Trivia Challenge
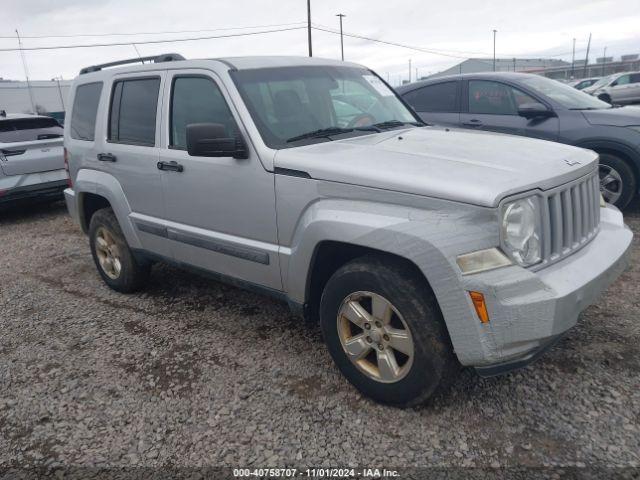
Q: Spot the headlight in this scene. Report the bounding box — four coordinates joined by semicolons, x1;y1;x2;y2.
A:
501;197;542;267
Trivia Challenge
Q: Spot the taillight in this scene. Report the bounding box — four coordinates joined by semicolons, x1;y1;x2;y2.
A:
64;147;73;188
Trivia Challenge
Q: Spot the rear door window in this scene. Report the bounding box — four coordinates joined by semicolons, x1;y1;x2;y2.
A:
402;82;459;112
70;82;103;141
109;78;160;146
0;117;63;143
615;75;631;86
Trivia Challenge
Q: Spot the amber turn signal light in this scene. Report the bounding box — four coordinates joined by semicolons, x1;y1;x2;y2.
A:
469;291;490;324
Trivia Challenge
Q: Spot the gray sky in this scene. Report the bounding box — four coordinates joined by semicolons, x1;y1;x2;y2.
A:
1;0;639;85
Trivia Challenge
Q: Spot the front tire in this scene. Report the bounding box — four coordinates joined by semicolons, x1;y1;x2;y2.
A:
598;153;636;209
89;208;150;293
320;255;458;407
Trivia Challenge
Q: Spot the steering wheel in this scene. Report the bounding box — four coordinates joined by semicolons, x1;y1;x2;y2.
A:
347;114;376;128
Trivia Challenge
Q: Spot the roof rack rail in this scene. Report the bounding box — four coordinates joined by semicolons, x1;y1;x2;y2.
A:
79;53;185;75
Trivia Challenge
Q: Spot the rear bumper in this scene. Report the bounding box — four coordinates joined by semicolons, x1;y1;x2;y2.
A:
0;178;67;204
464;204;632;372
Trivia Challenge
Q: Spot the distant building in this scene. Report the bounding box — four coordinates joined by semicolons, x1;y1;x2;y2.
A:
529;54;640;80
428;58;569;78
0;79;71;115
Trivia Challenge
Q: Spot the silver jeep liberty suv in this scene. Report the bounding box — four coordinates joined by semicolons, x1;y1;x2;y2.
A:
63;54;632;406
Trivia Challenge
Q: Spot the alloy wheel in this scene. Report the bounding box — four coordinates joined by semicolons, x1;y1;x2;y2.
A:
599;164;623;205
336;291;414;383
95;227;122;280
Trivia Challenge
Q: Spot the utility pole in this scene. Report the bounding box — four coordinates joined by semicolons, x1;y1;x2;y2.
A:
492;29;497;71
415;67;418;80
602;46;607;76
336;13;345;61
513;57;516;72
52;76;65;111
15;29;36;114
570;38;576;78
408;59;412;83
307;0;312;57
583;33;591;77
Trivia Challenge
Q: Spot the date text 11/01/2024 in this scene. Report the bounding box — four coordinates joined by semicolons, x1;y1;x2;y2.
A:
232;468;400;478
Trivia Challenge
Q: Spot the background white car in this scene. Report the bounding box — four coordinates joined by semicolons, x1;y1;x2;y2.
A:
583;72;640;105
0;112;66;206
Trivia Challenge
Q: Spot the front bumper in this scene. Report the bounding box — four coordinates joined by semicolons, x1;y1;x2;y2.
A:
464;204;632;373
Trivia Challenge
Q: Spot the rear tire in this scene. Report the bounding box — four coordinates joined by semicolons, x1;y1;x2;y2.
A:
598;153;636;209
89;208;150;293
319;255;458;407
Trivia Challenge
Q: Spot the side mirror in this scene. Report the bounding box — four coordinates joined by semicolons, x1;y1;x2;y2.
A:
186;123;248;159
517;102;554;119
610;81;618;87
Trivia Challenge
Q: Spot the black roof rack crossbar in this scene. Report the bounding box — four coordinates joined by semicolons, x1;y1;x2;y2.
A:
79;53;185;75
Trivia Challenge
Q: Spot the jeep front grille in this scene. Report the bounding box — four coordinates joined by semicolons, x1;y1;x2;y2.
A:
539;170;600;267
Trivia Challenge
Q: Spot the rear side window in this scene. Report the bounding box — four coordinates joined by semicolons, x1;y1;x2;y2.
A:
0;118;63;143
170;76;236;150
615;75;631;86
402;82;458;112
70;82;103;141
109;78;160;146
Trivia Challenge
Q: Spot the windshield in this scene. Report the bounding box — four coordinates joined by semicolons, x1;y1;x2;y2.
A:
232;65;418;149
520;75;611;110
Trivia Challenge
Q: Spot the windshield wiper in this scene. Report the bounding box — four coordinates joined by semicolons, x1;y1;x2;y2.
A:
373;120;407;129
373;120;426;129
286;127;354;143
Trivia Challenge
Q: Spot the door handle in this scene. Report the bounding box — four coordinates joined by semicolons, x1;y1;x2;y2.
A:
462;119;483;127
97;153;117;162
157;160;184;172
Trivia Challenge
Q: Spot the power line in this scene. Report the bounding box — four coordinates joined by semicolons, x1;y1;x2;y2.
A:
311;25;471;59
313;23;495;57
0;26;307;52
313;23;640;62
0;22;307;39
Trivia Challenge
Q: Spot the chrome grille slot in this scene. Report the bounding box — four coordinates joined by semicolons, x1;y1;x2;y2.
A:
548;194;562;258
561;188;573;250
538;170;600;268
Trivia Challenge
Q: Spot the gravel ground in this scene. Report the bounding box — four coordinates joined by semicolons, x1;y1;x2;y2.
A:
0;199;639;474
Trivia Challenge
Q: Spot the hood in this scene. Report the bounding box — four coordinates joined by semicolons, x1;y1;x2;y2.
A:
581;106;640;127
274;127;598;207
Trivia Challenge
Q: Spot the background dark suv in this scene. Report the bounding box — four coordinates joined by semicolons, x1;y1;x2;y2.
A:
397;72;640;208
